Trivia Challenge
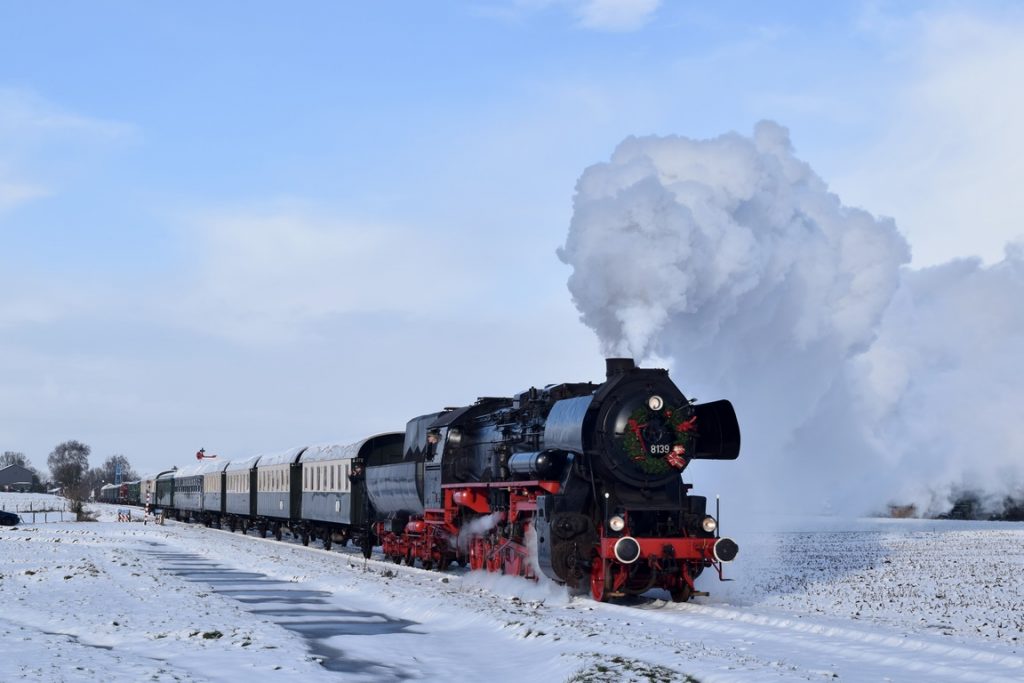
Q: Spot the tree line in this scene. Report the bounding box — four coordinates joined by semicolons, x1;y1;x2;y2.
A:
1;441;139;499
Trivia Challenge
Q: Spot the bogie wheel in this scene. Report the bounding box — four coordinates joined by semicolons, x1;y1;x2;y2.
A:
591;557;611;602
391;554;402;564
323;537;332;551
670;584;693;603
274;526;283;542
422;560;434;571
301;533;310;546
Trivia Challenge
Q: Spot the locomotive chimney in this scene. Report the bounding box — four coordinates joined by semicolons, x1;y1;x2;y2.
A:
605;358;636;378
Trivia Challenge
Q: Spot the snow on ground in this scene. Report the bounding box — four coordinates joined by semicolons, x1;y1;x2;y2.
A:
1;495;1022;682
0;492;72;524
0;492;69;512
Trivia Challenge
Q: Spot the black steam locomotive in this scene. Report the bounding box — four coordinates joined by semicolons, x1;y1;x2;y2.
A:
364;358;740;601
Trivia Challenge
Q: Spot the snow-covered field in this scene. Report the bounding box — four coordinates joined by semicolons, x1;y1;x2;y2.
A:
1;493;1022;682
0;493;72;524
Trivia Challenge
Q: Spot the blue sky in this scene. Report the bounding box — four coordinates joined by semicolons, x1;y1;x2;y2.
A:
2;1;1022;475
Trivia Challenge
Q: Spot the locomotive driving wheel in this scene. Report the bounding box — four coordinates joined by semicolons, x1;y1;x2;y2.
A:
590;556;611;602
468;538;485;571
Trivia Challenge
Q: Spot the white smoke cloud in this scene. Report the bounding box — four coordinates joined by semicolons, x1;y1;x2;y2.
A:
559;121;1024;517
850;245;1024;514
573;0;660;32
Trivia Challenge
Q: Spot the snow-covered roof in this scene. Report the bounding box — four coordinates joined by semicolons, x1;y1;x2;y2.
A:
299;433;404;463
298;441;359;463
172;463;208;478
194;458;230;475
224;454;261;473
255;446;306;468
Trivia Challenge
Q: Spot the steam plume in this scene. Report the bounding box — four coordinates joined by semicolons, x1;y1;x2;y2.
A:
559;121;1024;516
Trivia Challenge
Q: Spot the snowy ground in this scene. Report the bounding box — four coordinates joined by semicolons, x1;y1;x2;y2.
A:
0;492;69;521
1;493;1022;682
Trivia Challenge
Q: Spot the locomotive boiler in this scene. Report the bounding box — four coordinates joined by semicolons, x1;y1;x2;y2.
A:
365;358;741;601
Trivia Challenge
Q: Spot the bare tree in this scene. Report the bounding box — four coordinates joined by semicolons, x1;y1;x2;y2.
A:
82;467;106;500
47;440;91;498
101;454;139;483
1;451;29;468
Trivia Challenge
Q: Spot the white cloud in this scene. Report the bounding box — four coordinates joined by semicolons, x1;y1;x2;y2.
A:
475;0;660;32
835;9;1024;267
0;89;136;215
165;204;474;343
573;0;660;31
0;176;48;213
0;87;135;143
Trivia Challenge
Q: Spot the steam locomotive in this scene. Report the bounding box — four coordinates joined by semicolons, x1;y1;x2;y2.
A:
367;358;740;601
113;359;741;602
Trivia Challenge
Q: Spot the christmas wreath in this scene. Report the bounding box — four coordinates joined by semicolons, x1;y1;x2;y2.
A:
623;403;698;474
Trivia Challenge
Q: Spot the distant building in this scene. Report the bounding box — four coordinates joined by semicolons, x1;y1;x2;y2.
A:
0;464;35;492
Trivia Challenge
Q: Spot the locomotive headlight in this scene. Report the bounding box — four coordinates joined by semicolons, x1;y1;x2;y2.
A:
701;516;718;534
647;395;664;411
609;515;626;532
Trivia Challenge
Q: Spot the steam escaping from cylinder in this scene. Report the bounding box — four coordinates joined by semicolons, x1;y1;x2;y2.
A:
456;512;502;552
559;121;1024;517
